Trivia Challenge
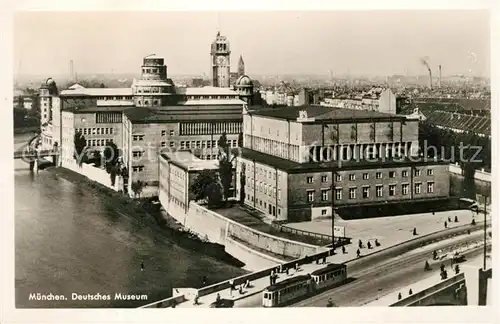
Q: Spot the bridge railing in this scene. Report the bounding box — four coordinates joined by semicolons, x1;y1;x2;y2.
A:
390;272;466;307
271;223;351;247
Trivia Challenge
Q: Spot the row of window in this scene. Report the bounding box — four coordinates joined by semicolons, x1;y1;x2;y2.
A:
245;194;281;217
187;95;237;100
180;139;238;150
246;178;282;200
180;122;242;136
306;169;434;184
306;182;435;202
77;127;114;136
161;130;175;136
132;166;144;172
86;139;113;147
96;96;133;100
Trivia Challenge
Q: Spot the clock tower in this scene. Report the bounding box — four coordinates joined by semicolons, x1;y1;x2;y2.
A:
210;31;231;88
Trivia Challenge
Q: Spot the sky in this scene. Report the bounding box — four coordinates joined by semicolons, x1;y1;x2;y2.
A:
13;10;490;78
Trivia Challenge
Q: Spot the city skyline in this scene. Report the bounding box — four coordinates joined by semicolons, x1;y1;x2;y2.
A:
14;11;490;79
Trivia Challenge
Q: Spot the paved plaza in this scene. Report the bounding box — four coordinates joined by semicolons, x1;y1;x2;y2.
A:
287;209;489;252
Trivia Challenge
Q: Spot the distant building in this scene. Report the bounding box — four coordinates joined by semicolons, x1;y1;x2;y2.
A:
236;105;449;222
319;87;397;114
238;55;245;77
211;32;231;88
425;110;490;138
191;78;204;87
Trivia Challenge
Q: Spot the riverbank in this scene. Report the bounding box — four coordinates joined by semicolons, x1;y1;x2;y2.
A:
47;166;247;272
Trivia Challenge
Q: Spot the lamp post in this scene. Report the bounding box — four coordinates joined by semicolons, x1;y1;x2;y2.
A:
476;193;488;270
331;169;336;252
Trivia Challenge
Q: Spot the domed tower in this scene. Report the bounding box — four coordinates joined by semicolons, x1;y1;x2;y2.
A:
235;75;254;104
210;32;231;88
133;55;175;107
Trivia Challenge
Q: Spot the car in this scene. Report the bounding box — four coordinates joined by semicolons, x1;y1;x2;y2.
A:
209;298;234;308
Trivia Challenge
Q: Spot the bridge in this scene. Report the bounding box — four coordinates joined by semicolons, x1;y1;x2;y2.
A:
13;149;59;160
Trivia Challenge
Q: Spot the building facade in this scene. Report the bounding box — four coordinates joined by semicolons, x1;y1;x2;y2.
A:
320;88;397;114
236;105;449;222
211;32;231;88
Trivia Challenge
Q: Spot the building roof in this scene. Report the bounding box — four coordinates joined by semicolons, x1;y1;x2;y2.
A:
240;147;448;174
180;99;245;105
123;106;243;123
63;105;135;113
68;83;85;90
60;87;133;96
425;110;490;136
248;105;404;123
132;79;174;86
176;86;239;96
160;151;219;172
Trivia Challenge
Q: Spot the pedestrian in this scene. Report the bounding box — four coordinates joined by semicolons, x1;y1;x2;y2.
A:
239;285;244;295
467;229;470;235
455;264;460;274
141;261;144;271
398;292;402;300
375;238;380;247
440;264;445;272
448;216;451;222
342;245;346;254
193;295;199;305
295;263;299;271
358;239;363;249
356;249;361;258
216;293;221;303
413;227;417;236
472;218;476;225
444;221;448;229
409;289;413;295
454;215;459;223
269;275;273;286
367;241;372;249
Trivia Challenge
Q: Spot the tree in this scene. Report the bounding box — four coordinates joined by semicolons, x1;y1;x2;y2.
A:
217;132;238;202
131;180;144;198
99;83;107;88
103;141;120;173
237;132;243;148
218;132;229;151
190;169;219;201
73;131;87;165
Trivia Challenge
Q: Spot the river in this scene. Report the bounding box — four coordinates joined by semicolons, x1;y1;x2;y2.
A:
14;134;246;308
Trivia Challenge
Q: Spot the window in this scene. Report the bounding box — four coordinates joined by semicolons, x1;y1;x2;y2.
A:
427;169;433;176
96;128;101;135
376;185;383;197
335;188;342;200
196;141;201;148
109;128;114;135
402;170;408;177
186;141;191;149
307;176;313;184
415;183;422;194
427;182;434;193
389;171;396;178
307;190;315;203
132;151;143;158
349;188;356;199
132;166;145;172
349;174;355;181
207;141;211;148
389;184;396;196
376;172;382;179
161;142;167;148
133;135;144;141
362;186;370;198
321;209;327;216
414;169;421;176
170;130;174;136
335;174;342;182
321;175;328;183
402;183;409;195
180;141;185;149
161;130;167;136
363;173;369;180
278;189;281;200
321;189;329;201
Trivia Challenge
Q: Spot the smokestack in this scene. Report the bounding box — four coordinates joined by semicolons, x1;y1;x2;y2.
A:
420;57;432;90
438;65;442;88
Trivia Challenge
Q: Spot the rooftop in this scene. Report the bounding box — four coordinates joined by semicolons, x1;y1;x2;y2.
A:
180;99;245;105
60;87;133;97
425;110;491;136
123;106;243;123
248;105;404;122
160;151;219;171
176;86;239;96
63;105;135;113
240;147;447;173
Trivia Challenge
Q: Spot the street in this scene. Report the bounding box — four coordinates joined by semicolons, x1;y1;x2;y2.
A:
233;231;488;308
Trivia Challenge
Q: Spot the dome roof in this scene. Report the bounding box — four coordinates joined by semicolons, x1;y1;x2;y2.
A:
236;75;253;87
46;78;55;85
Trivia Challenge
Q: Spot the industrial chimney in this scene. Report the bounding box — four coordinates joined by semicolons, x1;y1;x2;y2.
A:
438;65;442;88
428;69;432;90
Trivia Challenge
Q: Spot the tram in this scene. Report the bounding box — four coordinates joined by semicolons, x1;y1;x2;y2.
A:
262;263;348;307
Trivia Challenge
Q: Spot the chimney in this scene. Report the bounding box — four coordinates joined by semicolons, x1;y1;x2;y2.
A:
429;69;433;90
438;65;442;88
